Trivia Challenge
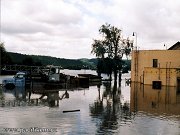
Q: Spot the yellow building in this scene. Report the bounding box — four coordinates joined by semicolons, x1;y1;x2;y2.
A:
131;42;180;89
130;83;180;115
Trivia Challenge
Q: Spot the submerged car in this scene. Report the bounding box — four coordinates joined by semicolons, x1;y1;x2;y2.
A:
2;72;31;90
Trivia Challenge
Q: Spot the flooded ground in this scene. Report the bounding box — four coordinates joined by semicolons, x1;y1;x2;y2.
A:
0;70;179;135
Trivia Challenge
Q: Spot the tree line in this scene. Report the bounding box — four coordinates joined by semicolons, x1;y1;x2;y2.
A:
0;42;97;69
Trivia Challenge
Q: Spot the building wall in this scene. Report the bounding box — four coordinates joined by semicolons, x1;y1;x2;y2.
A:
130;83;180;115
131;50;180;86
144;68;180;86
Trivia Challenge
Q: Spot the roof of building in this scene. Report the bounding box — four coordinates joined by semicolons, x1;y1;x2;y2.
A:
168;41;180;50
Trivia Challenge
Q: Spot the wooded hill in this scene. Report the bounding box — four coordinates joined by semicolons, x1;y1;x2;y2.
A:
7;52;98;70
2;51;130;71
7;52;131;70
1;43;130;71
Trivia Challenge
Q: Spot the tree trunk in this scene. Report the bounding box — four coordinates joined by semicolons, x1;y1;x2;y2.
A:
118;70;122;86
113;69;118;93
108;73;112;81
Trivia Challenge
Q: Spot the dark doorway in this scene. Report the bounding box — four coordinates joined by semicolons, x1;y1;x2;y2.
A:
177;79;180;93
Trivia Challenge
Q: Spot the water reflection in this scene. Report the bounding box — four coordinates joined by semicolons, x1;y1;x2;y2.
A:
89;81;180;134
90;81;132;134
2;87;27;100
0;74;179;134
0;86;71;107
131;83;180;116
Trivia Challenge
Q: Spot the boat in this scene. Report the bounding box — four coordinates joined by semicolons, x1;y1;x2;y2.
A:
78;74;102;82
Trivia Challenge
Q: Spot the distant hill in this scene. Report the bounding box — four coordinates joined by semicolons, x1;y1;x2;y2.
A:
1;43;130;71
8;52;97;70
5;52;130;71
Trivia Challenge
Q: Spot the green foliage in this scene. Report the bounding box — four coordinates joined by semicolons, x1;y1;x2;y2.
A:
91;23;133;76
22;57;34;66
92;23;133;59
1;43;131;71
91;40;106;58
97;58;131;74
7;52;97;69
97;58;113;75
0;43;13;65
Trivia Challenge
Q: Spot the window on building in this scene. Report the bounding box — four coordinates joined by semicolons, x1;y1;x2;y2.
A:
153;59;158;67
152;81;161;89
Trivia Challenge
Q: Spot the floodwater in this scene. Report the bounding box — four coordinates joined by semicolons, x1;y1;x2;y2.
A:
0;70;179;135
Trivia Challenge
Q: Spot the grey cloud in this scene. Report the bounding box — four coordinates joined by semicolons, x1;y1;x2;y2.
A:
2;22;51;34
1;0;180;58
132;0;180;43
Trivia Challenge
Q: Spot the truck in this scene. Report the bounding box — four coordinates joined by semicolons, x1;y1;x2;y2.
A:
2;71;31;90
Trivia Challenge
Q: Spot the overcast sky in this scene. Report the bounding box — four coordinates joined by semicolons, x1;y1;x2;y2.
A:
1;0;180;59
